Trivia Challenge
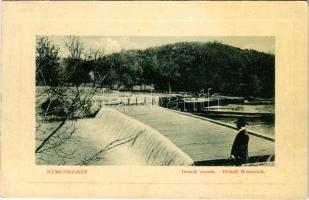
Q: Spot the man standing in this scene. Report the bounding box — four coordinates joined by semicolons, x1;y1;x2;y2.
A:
230;118;249;165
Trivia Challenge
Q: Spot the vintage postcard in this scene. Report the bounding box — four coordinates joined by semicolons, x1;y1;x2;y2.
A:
0;1;308;198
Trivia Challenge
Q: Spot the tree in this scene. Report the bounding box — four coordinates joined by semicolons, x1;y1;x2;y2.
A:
65;36;84;59
36;36;62;86
117;50;143;90
64;36;93;86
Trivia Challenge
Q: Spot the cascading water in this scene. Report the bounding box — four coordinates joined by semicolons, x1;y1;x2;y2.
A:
94;107;194;166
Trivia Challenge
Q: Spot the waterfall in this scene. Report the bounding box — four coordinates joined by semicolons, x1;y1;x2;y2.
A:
95;107;194;166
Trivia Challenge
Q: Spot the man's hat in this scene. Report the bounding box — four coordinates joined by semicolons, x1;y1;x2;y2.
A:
234;117;247;126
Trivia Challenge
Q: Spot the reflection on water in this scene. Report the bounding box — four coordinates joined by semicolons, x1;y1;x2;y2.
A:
208;104;275;136
214;104;275;113
207;116;274;136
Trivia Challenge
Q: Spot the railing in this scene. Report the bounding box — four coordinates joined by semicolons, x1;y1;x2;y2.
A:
91;96;160;107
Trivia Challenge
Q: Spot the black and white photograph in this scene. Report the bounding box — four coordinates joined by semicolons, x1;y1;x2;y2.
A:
35;36;275;166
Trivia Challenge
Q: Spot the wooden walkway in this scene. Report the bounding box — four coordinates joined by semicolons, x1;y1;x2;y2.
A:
112;105;274;162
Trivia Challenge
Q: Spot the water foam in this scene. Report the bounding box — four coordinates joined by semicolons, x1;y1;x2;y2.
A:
95;107;194;166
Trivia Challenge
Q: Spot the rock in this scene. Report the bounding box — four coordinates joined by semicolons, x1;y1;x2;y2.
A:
41;98;67;117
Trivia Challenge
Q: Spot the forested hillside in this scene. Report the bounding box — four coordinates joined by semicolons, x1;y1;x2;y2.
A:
37;40;275;97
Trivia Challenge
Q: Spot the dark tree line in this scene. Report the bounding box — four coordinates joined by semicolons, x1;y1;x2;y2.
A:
36;39;275;98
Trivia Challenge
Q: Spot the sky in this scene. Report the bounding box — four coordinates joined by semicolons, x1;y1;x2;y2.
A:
46;36;275;57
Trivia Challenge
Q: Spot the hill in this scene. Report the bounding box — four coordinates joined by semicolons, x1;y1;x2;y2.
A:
95;41;275;97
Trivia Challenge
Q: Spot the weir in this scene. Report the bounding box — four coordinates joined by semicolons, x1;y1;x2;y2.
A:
112;105;274;162
94;107;194;166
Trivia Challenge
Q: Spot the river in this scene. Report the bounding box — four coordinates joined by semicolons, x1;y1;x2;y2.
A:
206;104;275;136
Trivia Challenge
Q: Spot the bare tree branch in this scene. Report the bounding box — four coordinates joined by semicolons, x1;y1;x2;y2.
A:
77;132;142;166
